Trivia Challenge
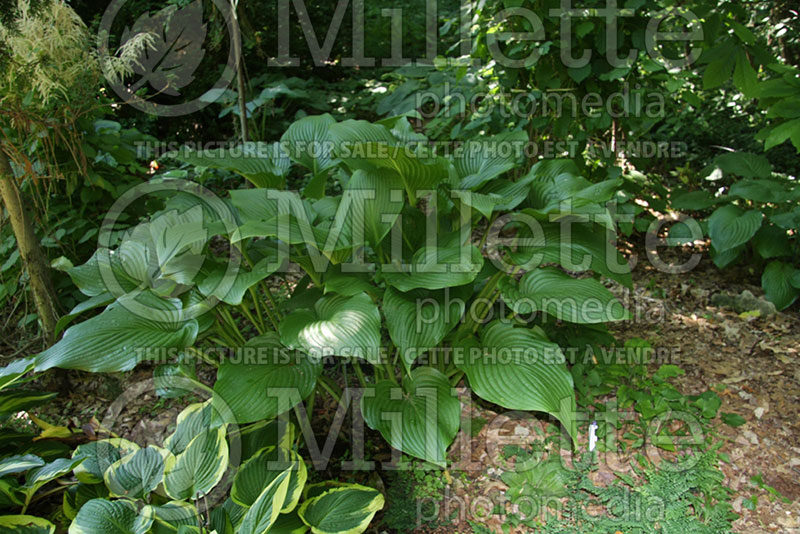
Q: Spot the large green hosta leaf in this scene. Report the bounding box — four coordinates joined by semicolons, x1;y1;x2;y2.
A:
280;293;381;363
454;322;576;440
214;333;321;424
339;142;449;204
164;400;224;455
68;499;153;534
63;483;110;520
381;245;484;292
362;368;460;466
453;130;528;189
762;261;800;310
0;455;44;478
297;484;384;534
0;390;56;418
383;287;464;366
708;205;763;253
281;114;337;198
343;169;405;247
238;470;292;534
197;256;282;306
170;142;291;188
72;439;140;484
21;457;86;502
232;446;307;512
35;297;198;373
499;268;629;323
163;427;228;500
149;501;198;534
0;515;56;534
0;358;34;390
103;447;165;499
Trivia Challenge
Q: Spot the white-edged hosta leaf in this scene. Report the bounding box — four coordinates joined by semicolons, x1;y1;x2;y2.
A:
213;333;321;424
499;268;629;323
149;501;199;534
454;322;577;440
0;454;44;478
707;205;763;253
72;439;140;484
68;499;153;534
361;368;459;466
453;130;527;189
0;390;56;418
237;469;292;534
103;447;165;499
269;512;308;534
163;427;228;500
383;287;463;366
35;297;198;373
297;484;384;534
0;515;55;534
762;261;800;310
279;293;381;363
231;446;307;512
164;399;224;455
22;457;85;499
381;245;484;292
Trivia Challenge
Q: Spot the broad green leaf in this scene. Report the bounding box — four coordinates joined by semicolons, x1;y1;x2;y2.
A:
269;512;308;534
707;205;763;253
154;358;197;399
362;368;460;466
35;297;198;373
526;159;580;182
0;390;56;418
670;190;718;211
328;120;396;147
68;499;153;534
149;501;199;534
762;261;800;310
63;483;109;520
232;446;307;512
104;447;165;499
0;357;34;391
170;142;290;188
501;456;570;500
383;287;463;366
453;130;527;189
197;256;282;306
21;457;85;500
281;114;337;198
297;484;384;534
710;244;743;269
730;179;795;204
450;190;507;219
343;169;405;247
753;225;792;259
715;152;772;179
163;427;229;500
733;49;758;98
381;245;484;292
233;419;296;462
322;269;376;297
280;293;381;364
214;333;321;424
0;515;55;534
455;322;577;440
339;142;449;204
72;439;140;484
238;470;292;534
500;268;629;323
0;454;44;478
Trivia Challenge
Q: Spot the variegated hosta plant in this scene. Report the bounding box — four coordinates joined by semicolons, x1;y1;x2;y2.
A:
0;398;384;534
23;114;630;476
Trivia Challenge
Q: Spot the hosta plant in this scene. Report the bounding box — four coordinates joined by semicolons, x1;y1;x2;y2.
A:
23;114;630;469
0;399;384;534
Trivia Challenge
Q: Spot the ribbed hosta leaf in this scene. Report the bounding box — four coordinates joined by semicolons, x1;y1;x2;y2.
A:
500;268;629;323
149;501;198;534
450;190;507;219
0;515;55;534
63;483;110;520
0;454;44;478
170;142;290;188
453;130;527;189
103;447;165;499
382;245;484;292
197;256;282;306
280;293;381;363
297;484;384;534
708;205;763;253
164;399;224;455
281;114;337;198
269;512;308;534
343;168;405;247
35;297;198;373
362;368;459;465
68;499;153;534
232;446;307;512
72;439;140;484
238;470;292;534
455;322;576;440
383;287;464;366
762;261;800;310
163;427;228;500
21;458;86;500
214;333;321;424
339;142;449;204
0;357;35;390
328;119;396;149
529;174;622;213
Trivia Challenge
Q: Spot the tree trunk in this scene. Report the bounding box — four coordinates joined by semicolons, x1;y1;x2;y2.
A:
0;148;59;346
232;0;249;143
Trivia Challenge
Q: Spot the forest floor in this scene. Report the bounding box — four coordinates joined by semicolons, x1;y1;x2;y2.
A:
4;238;799;533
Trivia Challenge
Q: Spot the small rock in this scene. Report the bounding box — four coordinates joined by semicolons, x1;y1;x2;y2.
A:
513;425;530;437
742;430;760;446
754;407;766;419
